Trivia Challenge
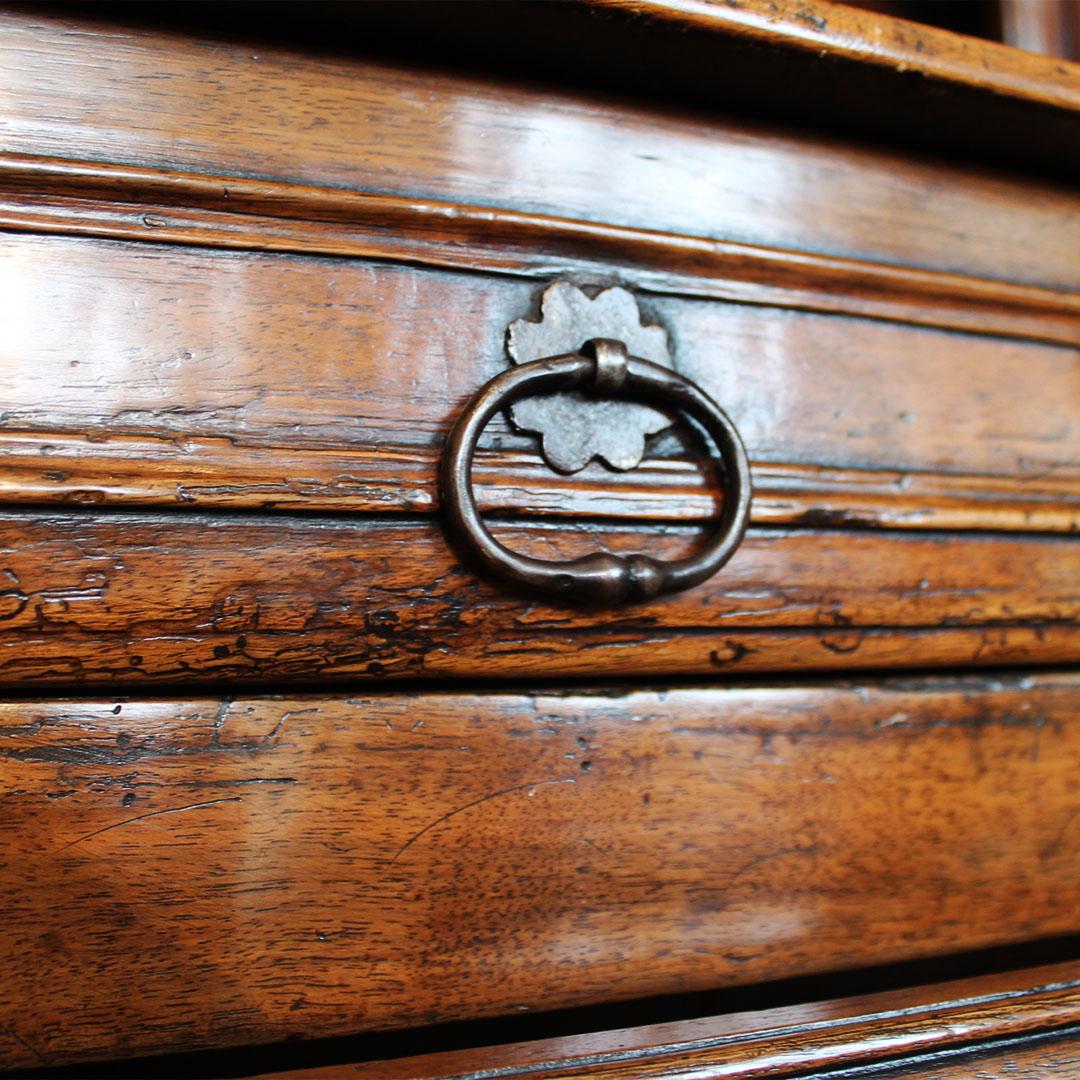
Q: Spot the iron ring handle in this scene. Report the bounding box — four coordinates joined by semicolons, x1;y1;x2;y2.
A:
440;341;752;605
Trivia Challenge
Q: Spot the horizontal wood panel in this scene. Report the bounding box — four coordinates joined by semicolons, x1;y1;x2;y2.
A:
253;962;1080;1079
1;674;1078;1066
1;512;1077;687
4;155;1079;348
4;431;1077;532
2;235;1077;528
3;11;1079;291
874;1037;1080;1078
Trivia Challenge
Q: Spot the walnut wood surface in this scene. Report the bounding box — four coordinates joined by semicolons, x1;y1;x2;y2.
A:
3;5;1079;1075
2;432;1079;533
875;1035;1080;1077
250;963;1080;1078
3;154;1078;348
1;235;1076;530
2;674;1078;1067
1;512;1077;686
2;11;1079;291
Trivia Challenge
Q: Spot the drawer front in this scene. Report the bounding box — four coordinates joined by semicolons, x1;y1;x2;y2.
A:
0;234;1077;530
2;673;1078;1067
0;12;1077;689
2;514;1078;686
249;962;1080;1079
0;235;1076;687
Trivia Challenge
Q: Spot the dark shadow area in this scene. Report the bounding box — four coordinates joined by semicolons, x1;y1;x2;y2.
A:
26;1;1080;181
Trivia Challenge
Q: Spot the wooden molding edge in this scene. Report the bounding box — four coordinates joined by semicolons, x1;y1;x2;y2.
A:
1;154;1077;347
252;962;1080;1078
2;430;1077;532
591;0;1080;114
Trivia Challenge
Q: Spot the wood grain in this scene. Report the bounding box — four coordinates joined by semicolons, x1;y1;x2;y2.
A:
2;10;1079;291
252;963;1080;1078
2;674;1078;1067
872;1034;1080;1077
3;154;1079;347
2;235;1076;528
0;511;1077;687
4;431;1077;532
592;0;1080;111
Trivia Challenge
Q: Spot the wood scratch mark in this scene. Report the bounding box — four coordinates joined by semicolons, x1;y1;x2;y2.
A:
59;797;242;851
726;845;819;888
1;1024;46;1065
1041;808;1079;861
389;778;576;865
262;708;318;744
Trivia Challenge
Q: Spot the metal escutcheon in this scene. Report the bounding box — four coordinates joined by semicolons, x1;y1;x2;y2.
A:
440;338;752;605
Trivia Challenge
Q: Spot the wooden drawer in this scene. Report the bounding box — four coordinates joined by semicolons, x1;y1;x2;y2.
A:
0;10;1077;693
0;10;1077;694
0;234;1077;526
0;230;1076;692
2;672;1078;1067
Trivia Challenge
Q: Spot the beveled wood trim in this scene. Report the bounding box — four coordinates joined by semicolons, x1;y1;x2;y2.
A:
2;513;1077;687
3;430;1078;533
252;962;1080;1078
1;155;1077;346
594;0;1080;113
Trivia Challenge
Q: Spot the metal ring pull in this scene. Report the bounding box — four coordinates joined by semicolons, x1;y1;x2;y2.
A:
440;339;752;605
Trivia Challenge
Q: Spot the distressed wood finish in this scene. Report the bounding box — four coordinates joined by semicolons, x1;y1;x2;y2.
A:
2;433;1079;532
4;4;1080;1073
1;512;1078;687
252;963;1080;1078
1;674;1078;1067
2;11;1079;291
1;235;1077;529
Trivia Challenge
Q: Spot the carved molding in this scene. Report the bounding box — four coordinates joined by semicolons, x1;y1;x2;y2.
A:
0;154;1076;347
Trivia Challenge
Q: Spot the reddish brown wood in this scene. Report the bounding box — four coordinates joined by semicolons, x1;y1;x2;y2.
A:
1;6;1079;1072
2;155;1078;347
1;432;1078;532
266;1033;1080;1079
1;235;1076;529
874;1037;1080;1077
2;11;1078;291
251;963;1080;1078
0;513;1077;686
1;675;1078;1067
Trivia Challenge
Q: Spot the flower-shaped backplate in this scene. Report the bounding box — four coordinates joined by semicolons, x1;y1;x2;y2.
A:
507;282;675;474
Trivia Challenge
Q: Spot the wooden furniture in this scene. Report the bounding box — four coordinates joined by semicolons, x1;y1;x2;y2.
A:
248;962;1080;1078
0;1;1077;1075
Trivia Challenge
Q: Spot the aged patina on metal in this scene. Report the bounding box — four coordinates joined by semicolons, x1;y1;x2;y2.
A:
441;300;752;604
506;281;677;474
